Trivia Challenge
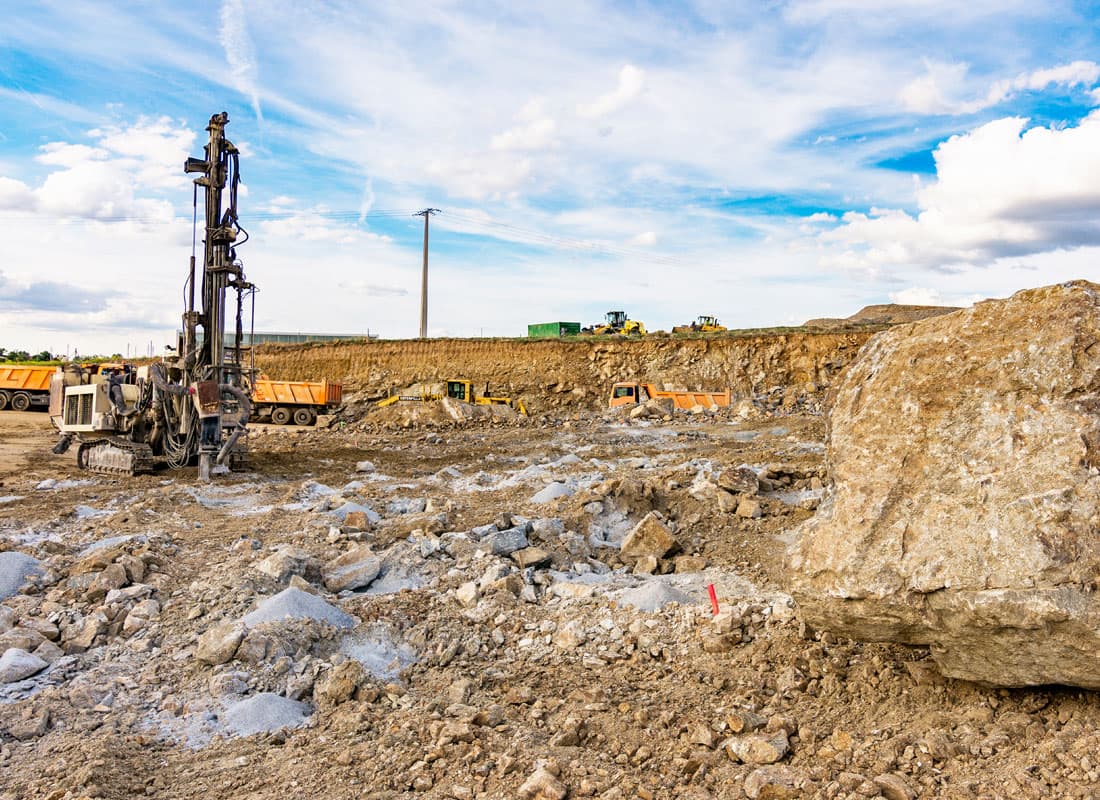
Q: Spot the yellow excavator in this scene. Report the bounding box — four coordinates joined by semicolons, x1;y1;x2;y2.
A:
378;379;527;415
583;310;646;336
673;315;727;334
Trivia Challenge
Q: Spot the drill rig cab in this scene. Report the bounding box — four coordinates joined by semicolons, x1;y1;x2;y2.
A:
50;112;256;480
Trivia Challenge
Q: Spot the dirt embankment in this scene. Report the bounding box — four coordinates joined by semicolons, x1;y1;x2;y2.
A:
255;332;874;413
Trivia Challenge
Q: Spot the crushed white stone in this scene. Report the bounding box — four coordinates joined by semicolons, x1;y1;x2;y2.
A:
221;693;311;737
0;552;44;600
242;587;357;629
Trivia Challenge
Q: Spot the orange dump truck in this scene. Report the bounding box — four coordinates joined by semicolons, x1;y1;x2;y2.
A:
608;381;731;411
251;378;343;425
0;365;57;411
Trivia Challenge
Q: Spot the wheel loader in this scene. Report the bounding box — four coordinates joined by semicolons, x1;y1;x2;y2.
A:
673;315;727;333
583;310;647;336
377;379;527;415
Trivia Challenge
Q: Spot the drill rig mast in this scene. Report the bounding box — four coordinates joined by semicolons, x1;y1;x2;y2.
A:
49;112;256;480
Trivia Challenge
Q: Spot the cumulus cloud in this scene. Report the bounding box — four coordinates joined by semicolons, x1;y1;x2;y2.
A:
821;111;1100;270
577;65;645;119
36;143;108;167
220;0;264;121
900;60;1100;115
0;177;35;210
0;118;193;221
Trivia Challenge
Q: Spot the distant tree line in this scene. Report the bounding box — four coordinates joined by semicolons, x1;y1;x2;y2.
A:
0;348;125;363
0;348;54;362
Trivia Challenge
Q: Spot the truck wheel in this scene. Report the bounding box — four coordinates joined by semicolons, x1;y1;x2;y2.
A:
293;408;315;426
11;392;31;412
271;407;292;425
0;391;8;410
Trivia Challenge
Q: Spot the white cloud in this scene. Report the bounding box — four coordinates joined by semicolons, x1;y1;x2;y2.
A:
577;64;645;119
36;143;108;167
821;112;1100;270
220;0;263;121
630;231;658;246
901;60;1100;115
491;115;557;151
426;154;533;201
0;177;35;210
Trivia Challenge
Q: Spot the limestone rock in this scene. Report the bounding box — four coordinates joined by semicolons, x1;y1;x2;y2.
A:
873;773;916;800
84;563;129;601
122;599;160;637
620;512;678;559
735;497;763;519
315;661;366;705
64;612;107;654
196;621;246;665
322;546;381;592
718;466;760;496
485;527;529;556
511;547;552;569
724;730;790;764
256;546;318;583
0;648;48;683
744;766;808;799
787;281;1100;688
518;766;568;800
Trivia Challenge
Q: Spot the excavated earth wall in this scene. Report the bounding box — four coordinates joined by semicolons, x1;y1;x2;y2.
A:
254;332;876;413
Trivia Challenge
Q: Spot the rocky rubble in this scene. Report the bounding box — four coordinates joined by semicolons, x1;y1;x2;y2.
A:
5;364;1100;798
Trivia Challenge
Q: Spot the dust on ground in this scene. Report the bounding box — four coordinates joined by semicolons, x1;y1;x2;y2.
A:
0;407;1097;800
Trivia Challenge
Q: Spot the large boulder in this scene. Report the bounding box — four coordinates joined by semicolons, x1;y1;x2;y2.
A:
786;281;1100;688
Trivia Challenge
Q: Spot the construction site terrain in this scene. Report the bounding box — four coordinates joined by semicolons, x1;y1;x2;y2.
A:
0;331;1097;800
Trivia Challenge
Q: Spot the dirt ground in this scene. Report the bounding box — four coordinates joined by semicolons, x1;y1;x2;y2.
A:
1;407;1099;800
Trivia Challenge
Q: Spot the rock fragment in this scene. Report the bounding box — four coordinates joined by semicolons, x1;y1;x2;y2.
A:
724;730;790;764
620;512;678;559
196;621;246;666
518;766;568;800
322;546;381;592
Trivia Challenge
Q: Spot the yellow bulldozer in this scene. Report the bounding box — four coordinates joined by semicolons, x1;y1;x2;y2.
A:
673;315;727;334
378;379;527;415
583;310;646;336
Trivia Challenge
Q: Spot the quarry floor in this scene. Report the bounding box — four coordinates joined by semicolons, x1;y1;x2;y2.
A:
1;409;1099;800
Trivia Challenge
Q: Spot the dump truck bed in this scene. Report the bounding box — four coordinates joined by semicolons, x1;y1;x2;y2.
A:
252;378;342;406
0;366;55;392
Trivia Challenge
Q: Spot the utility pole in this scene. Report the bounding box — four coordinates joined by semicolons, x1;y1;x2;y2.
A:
414;208;441;338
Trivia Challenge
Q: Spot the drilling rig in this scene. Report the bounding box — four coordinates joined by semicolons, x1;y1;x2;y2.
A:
50;112;256;480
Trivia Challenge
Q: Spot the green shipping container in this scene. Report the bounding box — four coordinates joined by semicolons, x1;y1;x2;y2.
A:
528;322;581;338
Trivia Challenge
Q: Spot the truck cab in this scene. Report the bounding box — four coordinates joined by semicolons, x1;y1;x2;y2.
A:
609;382;650;408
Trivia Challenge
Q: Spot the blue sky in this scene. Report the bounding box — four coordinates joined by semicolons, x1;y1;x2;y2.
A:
1;0;1099;353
